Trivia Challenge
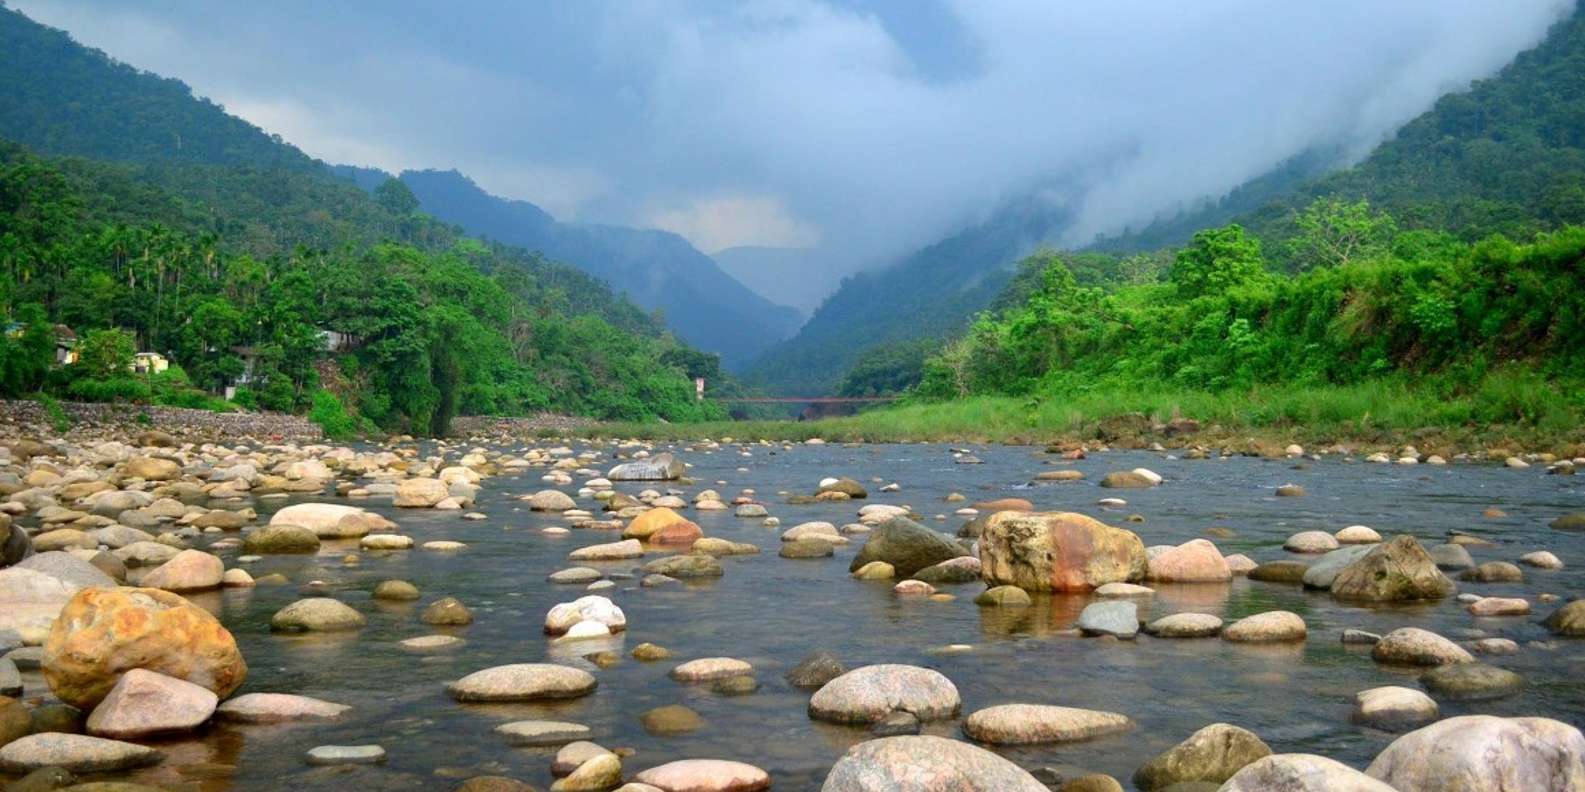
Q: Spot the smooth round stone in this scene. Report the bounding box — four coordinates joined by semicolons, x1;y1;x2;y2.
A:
1146;612;1223;638
1419;662;1525;700
641;574;679;587
422;541;467;551
821;735;1046;791
852;561;895;580
216;692;349;723
1094;582;1154;598
1472;637;1520;655
893;580;936;596
632;759;771;791
1462;561;1524;583
640;704;703;736
1371;627;1473;666
0;732;161;773
549;567;604;584
399;635;464;652
1077;601;1139;639
632;643;673;662
305;744;386;766
1430;543;1475;570
554;752;623;790
422;596;474;626
140;549;223;592
360;534;413;550
963;704;1134;745
553;741;614;776
1335;525;1381;544
1468;597;1530;617
1248;561;1310;584
495;720;592;746
447;664;597;702
669;657;752;683
86;668;218;739
373;580;421;601
808;664;960;724
1132;723;1271;789
270;598;367;632
1352;686;1438;731
1366;715;1585;790
710;675;759;696
558;620;612;642
1284;531;1339;553
221;568;255;587
780;539;835;559
785;651;846;689
1222;611;1306;643
1519;551;1564;569
545;596;626;635
975;586;1032;607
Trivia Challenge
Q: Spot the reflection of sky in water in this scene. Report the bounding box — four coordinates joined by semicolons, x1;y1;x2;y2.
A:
11;443;1584;790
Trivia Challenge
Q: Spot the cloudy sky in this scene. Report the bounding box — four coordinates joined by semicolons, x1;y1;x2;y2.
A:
13;0;1573;274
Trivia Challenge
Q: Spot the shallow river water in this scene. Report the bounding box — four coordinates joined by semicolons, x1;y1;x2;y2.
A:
14;441;1585;790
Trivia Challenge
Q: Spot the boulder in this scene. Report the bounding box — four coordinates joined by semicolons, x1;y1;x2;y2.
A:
1283;531;1338;553
1330;536;1454;602
139;549;223;592
785;651;846;690
0;733;161;773
241;524;320;554
0;567;83;638
808;664;960;724
1222;611;1306;643
975;585;1032;607
123;457;179;481
963;704;1134;745
85;668;217;739
1077;601;1139;639
1222;754;1398;791
394;477;449;507
526;490;577;511
1144;612;1223;638
269;598;366;632
1461;561;1524;583
1099;470;1160;488
608;453;685;481
977;511;1146;592
818;478;869;499
1543;600;1585;636
545;596;626;635
447;663;597;702
1300;545;1374;589
1366;715;1585;791
1430;543;1475;570
422;597;474;626
624;507;695;541
1147;539;1231;583
1132;723;1271;790
43;586;246;709
1248;561;1310;584
1370;627;1472;666
820;735;1047;791
847;517;969;578
913;556;981;584
570;539;643;561
642;554;723;578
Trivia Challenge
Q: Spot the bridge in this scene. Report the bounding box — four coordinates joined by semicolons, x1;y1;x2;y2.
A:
710;396;898;404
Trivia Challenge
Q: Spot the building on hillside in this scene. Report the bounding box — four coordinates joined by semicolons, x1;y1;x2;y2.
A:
53;325;78;365
131;351;169;375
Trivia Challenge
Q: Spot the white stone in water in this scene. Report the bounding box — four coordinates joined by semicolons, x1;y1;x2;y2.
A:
558;620;613;641
1098;498;1127;507
421;541;466;551
398;635;464;651
305;745;386;766
495;720;592;747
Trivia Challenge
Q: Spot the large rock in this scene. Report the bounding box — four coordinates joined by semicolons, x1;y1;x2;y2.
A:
43;586;246;708
1077;601;1139;639
447;664;597;702
642;554;723;578
140;550;223;592
1;519;31;567
808;664;960;724
624;507;696;541
268;503;385;539
545;596;626;635
785;651;846;689
85;668;218;739
848;517;969;578
1222;754;1398;791
977;511;1146;592
1146;539;1231;583
1222;611;1306;643
123;457;180;481
1543;600;1585;635
820;735;1047;792
0;566;84;637
632;759;772;791
270;598;366;632
0;733;162;773
608;453;685;481
1299;545;1374;589
1330;536;1454;602
1132;723;1271;790
1099;470;1160;489
1366;715;1585;791
1371;627;1472;666
394;477;449;507
963;704;1134;745
817;478;869;499
527;490;577;512
242;524;321;554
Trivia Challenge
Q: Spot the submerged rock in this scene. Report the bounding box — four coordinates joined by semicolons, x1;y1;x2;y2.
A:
785;651;846;689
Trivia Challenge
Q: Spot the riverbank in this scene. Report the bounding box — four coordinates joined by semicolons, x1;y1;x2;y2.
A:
585;380;1585;458
0;398;323;443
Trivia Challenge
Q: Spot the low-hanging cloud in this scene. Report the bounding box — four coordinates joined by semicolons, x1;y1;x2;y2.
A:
13;0;1574;280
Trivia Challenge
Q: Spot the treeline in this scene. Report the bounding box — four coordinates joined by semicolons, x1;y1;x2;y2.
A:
0;141;727;434
905;199;1584;430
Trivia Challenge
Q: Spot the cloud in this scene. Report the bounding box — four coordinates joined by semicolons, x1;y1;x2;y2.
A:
646;194;821;253
12;0;1574;273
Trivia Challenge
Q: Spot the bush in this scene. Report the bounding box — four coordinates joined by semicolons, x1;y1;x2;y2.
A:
308;389;359;439
65;376;151;403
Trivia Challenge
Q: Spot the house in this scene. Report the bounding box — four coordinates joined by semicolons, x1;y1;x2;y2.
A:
3;322;79;365
131;352;169;375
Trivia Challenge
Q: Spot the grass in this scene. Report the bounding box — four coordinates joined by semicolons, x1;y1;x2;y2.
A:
581;375;1585;455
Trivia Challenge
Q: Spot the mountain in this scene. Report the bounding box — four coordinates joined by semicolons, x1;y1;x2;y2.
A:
385;169;804;369
746;194;1072;394
711;246;846;316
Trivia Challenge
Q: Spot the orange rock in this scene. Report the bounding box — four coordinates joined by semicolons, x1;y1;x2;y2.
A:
623;507;696;541
972;498;1034;513
978;512;1147;592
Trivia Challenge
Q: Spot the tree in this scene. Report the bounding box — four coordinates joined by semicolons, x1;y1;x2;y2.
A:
374;177;419;216
75;328;135;379
1288;198;1396;269
1171;224;1266;297
0;303;54;394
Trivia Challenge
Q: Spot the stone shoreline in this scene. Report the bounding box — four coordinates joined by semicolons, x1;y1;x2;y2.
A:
0;400;323;444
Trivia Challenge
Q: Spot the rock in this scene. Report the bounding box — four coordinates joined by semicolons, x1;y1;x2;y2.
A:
1221;754;1397;791
1099;470;1159;489
1297;545;1373;589
1430;543;1476;570
1461;561;1524;583
111;541;178;568
711;675;759;696
1095;582;1155;598
459;776;537;792
633;759;772;792
1147;539;1231;583
373;580;420;601
872;710;921;737
1058;775;1124;792
963;704;1133;745
1035;470;1085;482
669;657;752;683
1222;611;1306;643
0;733;161;773
394;477;449;507
494;720;592;746
624;507;698;542
608;453;685;481
847;517;968;578
1520;551;1564;569
447;664;597;702
360;534;412;550
527;490;577;511
221;568;254;588
977;511;1146;592
786;651;846;689
32;530;96;553
1342;629;1382;645
269;598;366;632
972;497;1032;512
1468;596;1530;616
241;524;320;554
0;696;28;745
1330;536;1454;602
893;579;935;595
570;539;643;561
1549;512;1585;531
0;567;80;637
1132;723;1271;790
1077;601;1139;639
851;561;895;580
84;668;216;739
733;504;768;518
780;539;834;559
632;643;673;662
642;554;723;579
422;597;474;626
19;552;116;592
216;692;349;723
1283;531;1338;553
1335;525;1382;544
1371;627;1472;666
641;704;702;735
808;664;960;724
549;567;605;584
1275;484;1306;497
1419;662;1525;700
553;741;612;775
139;549;223;592
123;457;179;481
268;503;383;538
820;735;1047;791
1351;686;1438;731
1248;561;1310;584
691;538;759;557
1145;612;1223;638
305;745;386;766
1367;715;1585;790
545;596;626;635
1543;600;1585;635
818;477;869;499
974;585;1032;607
551;753;622;791
0;657;19;697
913;556;981;584
43;587;246;709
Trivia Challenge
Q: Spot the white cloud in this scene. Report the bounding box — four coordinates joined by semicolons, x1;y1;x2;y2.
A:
646;193;821;253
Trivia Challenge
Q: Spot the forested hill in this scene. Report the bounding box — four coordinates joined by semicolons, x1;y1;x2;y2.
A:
1099;1;1585;255
389;169;805;369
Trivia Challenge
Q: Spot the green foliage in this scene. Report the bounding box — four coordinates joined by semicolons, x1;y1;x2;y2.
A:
308;389;359;439
0;302;53;393
374;177;419;216
836;337;940;397
74;328;134;379
35;392;68;432
1170;225;1267;297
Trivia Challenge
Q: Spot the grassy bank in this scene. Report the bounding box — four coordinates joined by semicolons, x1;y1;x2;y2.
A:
586;375;1585;455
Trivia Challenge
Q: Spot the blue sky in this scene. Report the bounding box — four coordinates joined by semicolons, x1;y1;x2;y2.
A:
13;0;1574;274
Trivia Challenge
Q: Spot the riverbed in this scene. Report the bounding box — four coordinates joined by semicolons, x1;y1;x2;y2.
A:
9;440;1585;790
